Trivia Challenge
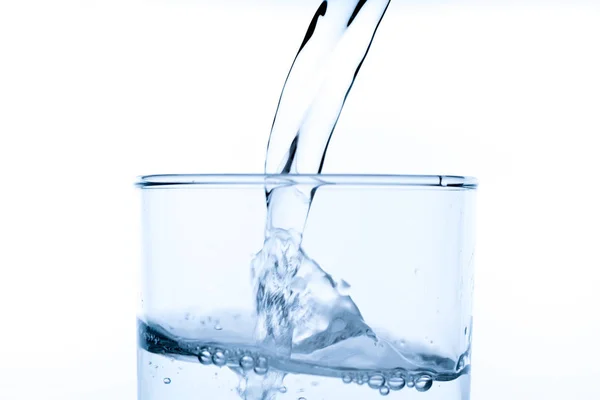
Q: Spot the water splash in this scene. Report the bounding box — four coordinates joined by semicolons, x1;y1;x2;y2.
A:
255;0;390;363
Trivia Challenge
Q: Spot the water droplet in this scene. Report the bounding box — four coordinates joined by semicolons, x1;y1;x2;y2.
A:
388;375;405;391
342;374;352;384
368;374;385;389
239;355;254;370
214;323;223;331
254;356;268;375
199;348;212;365
356;376;364;385
212;349;226;366
415;375;433;392
163;378;171;384
379;386;390;396
279;386;287;393
406;379;415;388
298;398;306;400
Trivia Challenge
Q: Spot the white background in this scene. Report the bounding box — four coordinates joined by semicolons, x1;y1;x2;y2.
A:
1;0;599;399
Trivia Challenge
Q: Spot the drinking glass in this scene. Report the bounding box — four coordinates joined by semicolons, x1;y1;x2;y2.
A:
136;174;477;400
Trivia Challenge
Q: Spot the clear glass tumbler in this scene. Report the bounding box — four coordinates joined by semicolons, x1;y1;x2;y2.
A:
136;174;477;400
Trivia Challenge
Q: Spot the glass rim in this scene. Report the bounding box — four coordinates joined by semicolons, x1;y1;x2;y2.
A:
137;174;478;189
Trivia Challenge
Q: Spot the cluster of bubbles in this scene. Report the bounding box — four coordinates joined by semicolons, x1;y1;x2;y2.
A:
189;344;440;396
142;330;161;346
341;370;433;396
193;347;438;395
196;346;269;376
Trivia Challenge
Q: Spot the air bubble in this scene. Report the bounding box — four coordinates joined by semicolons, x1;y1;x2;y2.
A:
199;348;212;365
214;323;223;331
212;349;226;366
379;386;390;396
239;355;254;370
415;375;433;392
254;356;268;375
388;375;405;391
368;374;385;389
163;378;171;384
342;374;352;384
279;386;287;393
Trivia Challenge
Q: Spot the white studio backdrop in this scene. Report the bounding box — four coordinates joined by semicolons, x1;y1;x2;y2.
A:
0;0;599;399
